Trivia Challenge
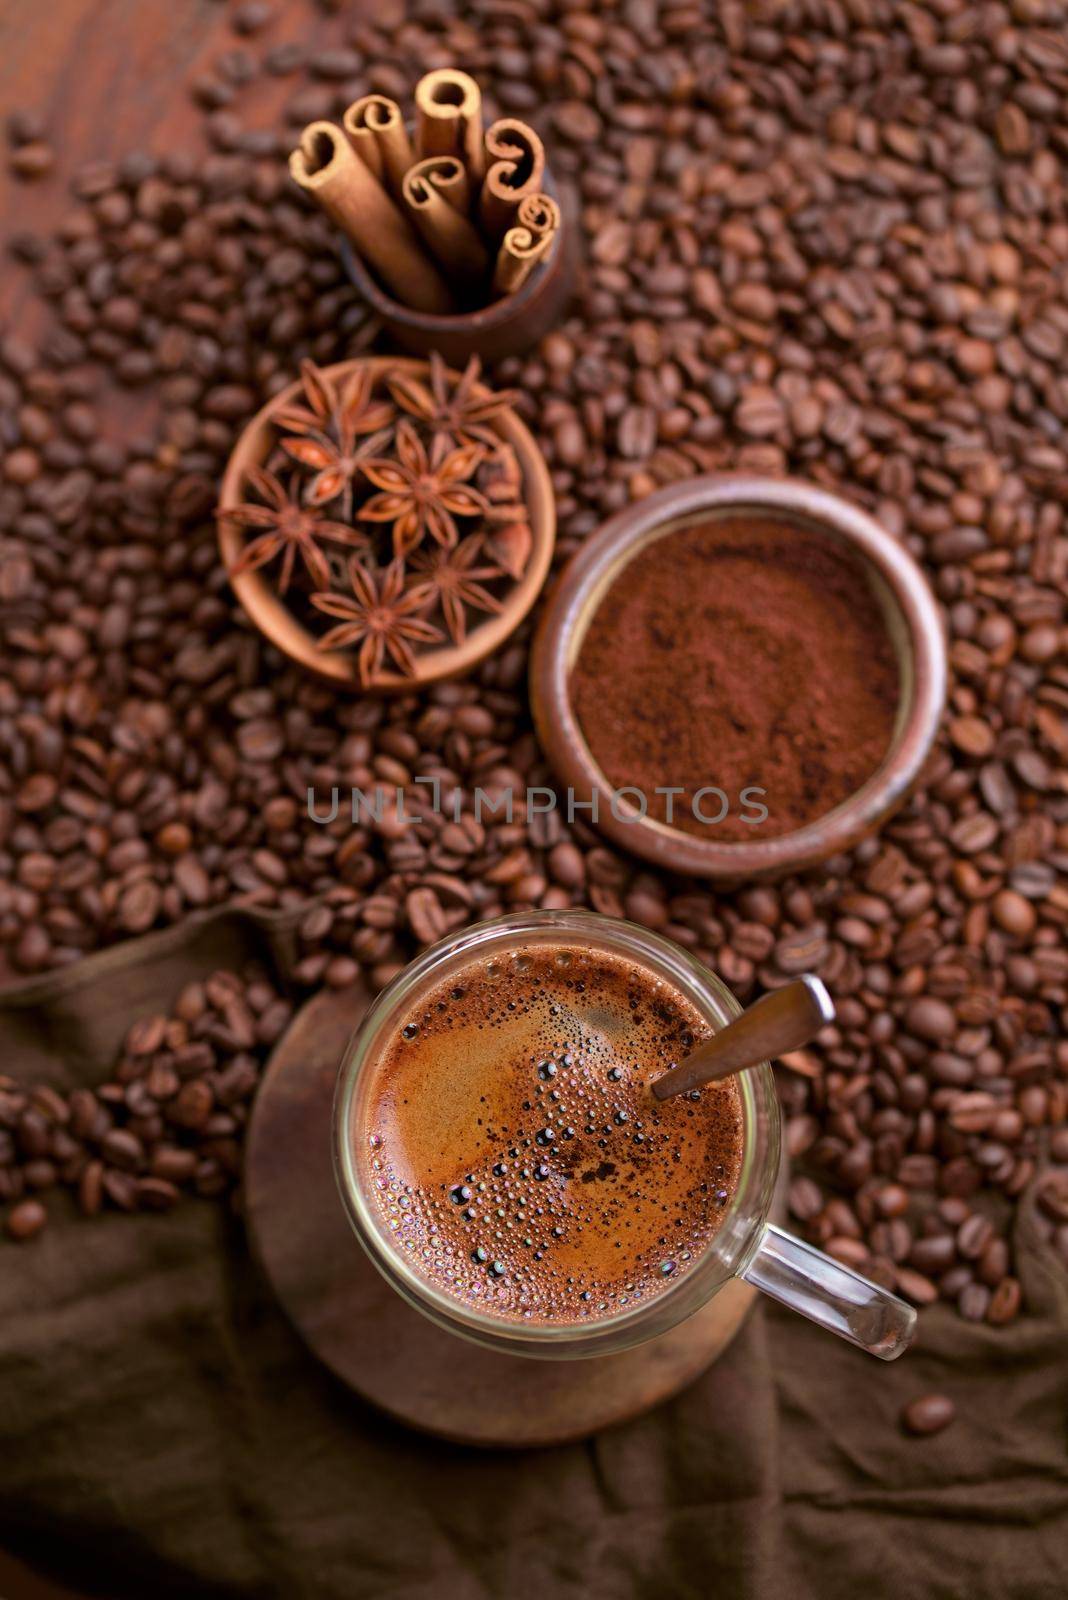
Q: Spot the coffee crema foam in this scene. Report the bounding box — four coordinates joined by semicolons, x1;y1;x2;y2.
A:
359;944;743;1324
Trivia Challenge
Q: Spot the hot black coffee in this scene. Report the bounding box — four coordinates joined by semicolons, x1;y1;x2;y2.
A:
359;942;743;1324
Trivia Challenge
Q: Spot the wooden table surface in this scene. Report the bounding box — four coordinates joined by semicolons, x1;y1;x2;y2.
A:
0;0;349;328
0;4;353;1593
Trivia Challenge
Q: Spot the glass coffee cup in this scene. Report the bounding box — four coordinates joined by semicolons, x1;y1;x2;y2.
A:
334;910;915;1362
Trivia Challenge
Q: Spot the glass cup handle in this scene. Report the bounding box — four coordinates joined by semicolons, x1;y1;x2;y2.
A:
740;1223;917;1360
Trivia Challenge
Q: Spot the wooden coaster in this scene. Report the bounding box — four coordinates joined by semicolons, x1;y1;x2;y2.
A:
244;982;759;1449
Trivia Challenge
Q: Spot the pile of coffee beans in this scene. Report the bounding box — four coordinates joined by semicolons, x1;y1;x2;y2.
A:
1;965;292;1241
2;2;1066;1319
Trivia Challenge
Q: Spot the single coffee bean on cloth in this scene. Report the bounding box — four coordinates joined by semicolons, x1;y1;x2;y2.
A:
2;0;1068;1597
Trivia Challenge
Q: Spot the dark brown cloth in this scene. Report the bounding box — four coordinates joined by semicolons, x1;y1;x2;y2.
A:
1;916;1065;1600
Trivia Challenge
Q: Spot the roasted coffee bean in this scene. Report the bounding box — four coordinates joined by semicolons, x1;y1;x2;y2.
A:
265;42;306;75
956;1214;995;1261
6;108;47;145
787;1176;823;1222
977;1237;1010;1287
125;1015;168;1057
987;1277;1022;1326
902;1395;956;1437
904;998;956;1043
102;1170;138;1211
231;1;273;34
169;1079;214;1130
958;1283;992;1322
894;1268;938;1307
78;1160;104;1216
908;1234;956;1275
5;1198;48;1240
9;142;55;180
1035;1174;1068;1226
136;1177;181;1211
101;1129;144;1172
308;48;361;80
150;1147;198;1184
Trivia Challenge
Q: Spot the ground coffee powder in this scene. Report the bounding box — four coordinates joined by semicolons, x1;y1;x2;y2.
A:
570;517;901;842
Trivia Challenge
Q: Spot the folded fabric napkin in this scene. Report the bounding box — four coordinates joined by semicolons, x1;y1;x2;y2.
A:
1;913;1064;1600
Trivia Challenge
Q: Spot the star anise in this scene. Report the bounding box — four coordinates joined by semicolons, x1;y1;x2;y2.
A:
276;363;396;522
359;419;487;558
282;424;392;522
408;535;505;645
219;465;369;594
274;359;395;442
310;556;443;684
388;351;520;452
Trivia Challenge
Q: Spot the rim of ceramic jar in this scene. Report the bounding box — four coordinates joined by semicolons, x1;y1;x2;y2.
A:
528;474;947;882
333;909;780;1360
217;356;556;692
338;166;564;335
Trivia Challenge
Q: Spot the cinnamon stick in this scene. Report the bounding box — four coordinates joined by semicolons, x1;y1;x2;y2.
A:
289;122;453;314
342;95;414;196
491;225;554;296
411;153;471;216
516;191;560;239
414;69;485;184
402;158;489;282
492;193;560;296
478;119;546;238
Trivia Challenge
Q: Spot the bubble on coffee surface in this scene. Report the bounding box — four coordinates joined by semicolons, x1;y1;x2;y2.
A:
361;945;743;1324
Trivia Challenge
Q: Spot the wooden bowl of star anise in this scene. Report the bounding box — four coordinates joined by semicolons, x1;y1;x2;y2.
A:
216;354;555;691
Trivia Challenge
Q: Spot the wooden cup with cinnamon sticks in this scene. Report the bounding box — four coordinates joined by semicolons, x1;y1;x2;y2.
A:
291;72;563;315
